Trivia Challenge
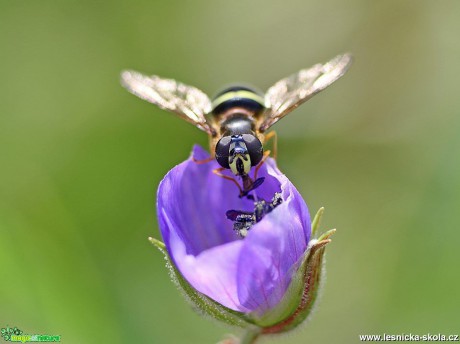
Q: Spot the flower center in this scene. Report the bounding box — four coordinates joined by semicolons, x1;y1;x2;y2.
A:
226;192;283;237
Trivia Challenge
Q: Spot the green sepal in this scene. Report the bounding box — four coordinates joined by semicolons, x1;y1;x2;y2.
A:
311;207;324;237
149;237;255;328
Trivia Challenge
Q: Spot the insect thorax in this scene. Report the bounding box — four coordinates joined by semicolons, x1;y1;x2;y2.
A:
211;85;266;136
219;113;255;136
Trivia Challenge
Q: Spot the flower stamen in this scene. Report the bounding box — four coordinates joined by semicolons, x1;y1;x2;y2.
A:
226;192;283;237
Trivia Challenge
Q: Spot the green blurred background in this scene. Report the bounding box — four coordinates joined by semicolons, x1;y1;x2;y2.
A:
1;1;459;343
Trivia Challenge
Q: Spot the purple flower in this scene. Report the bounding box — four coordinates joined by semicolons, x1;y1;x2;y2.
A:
156;145;311;316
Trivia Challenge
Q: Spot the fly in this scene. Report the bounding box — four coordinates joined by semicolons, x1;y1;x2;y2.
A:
121;54;352;197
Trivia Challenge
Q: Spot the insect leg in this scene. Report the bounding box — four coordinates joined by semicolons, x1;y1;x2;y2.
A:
264;130;278;160
192;156;214;164
212;167;244;194
254;150;271;181
252;131;277;181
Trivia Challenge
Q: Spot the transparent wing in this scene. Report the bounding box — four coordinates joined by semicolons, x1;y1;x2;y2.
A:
120;70;214;134
260;53;352;132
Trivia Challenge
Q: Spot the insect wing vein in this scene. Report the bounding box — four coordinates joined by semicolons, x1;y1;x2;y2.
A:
260;53;352;132
121;70;213;134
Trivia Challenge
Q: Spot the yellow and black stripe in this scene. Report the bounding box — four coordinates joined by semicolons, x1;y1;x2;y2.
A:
211;86;265;115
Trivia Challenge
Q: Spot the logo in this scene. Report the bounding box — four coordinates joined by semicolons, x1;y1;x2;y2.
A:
1;326;60;343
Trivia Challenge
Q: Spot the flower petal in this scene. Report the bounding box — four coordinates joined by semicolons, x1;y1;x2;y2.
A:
236;159;311;314
157;145;311;313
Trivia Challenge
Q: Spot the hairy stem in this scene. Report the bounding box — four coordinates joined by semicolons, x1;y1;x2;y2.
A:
240;327;261;344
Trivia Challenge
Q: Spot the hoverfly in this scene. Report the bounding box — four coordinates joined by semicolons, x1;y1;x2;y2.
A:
121;53;352;197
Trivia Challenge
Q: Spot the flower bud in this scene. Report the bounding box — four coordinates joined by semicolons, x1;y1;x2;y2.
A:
150;146;334;336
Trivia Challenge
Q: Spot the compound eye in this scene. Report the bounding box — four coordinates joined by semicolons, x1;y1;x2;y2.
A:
242;134;263;166
215;136;232;168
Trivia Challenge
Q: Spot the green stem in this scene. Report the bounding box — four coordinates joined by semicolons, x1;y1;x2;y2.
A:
240;327;261;344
